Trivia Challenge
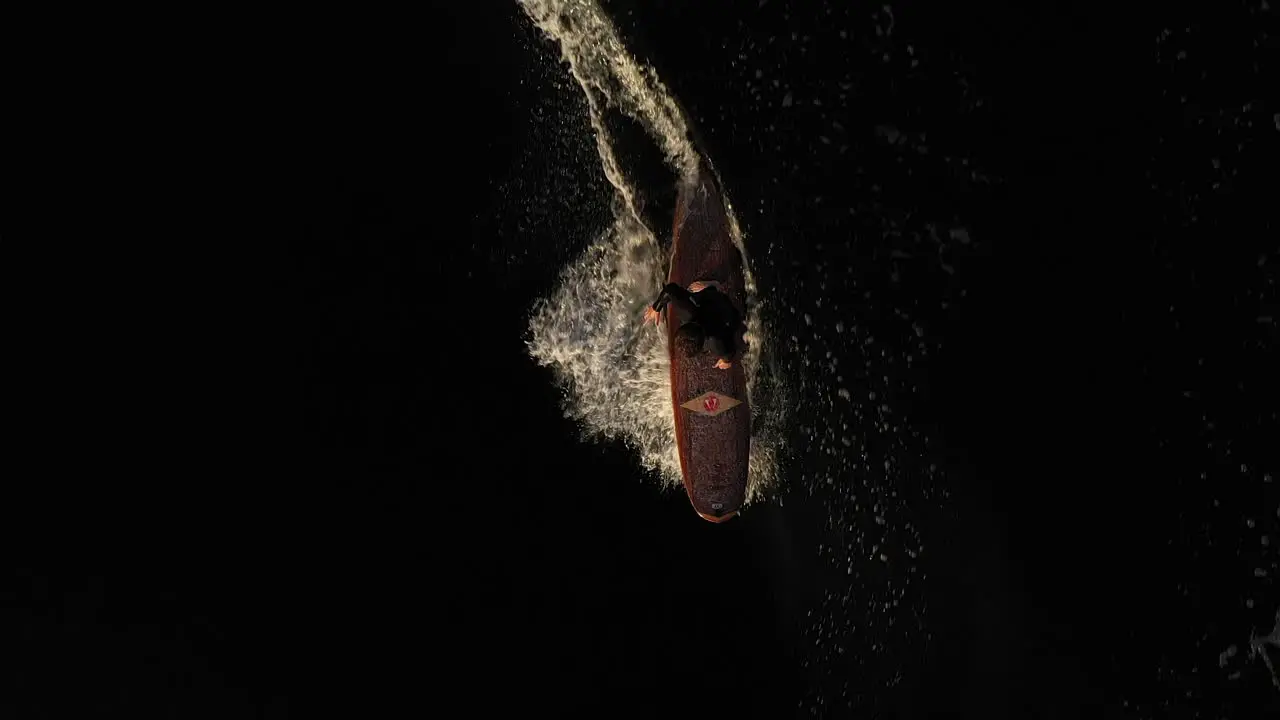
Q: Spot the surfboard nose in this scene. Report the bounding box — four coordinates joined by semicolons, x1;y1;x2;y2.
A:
695;508;739;523
692;495;741;523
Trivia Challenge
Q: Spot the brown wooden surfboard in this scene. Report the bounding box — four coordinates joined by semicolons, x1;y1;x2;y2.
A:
665;168;750;523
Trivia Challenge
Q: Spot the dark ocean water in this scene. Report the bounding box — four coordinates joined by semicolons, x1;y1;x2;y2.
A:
5;1;1275;718
498;1;1278;715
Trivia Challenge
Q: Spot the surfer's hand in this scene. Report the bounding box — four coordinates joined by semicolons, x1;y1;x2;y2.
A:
643;306;661;326
688;280;721;293
715;358;732;370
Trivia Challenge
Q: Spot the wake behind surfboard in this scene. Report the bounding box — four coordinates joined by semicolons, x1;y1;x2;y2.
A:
665;167;751;523
522;0;785;521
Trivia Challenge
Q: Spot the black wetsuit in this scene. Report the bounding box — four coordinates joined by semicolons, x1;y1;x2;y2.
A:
651;283;743;360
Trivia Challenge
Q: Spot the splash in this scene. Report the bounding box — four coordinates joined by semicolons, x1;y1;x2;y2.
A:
519;0;786;504
1249;607;1280;690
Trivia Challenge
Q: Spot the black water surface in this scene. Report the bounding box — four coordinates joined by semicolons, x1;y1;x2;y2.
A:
7;1;1275;718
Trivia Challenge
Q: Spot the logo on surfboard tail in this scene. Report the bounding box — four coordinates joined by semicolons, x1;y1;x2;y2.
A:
680;391;742;417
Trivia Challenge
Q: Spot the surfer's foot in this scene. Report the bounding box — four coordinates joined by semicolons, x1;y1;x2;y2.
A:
643;306;661;326
715;358;732;370
688;280;722;293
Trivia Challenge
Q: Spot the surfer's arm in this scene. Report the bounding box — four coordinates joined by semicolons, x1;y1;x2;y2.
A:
643;305;662;326
651;283;696;313
688;280;722;293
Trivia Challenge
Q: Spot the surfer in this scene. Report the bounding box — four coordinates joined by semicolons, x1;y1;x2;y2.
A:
643;280;744;369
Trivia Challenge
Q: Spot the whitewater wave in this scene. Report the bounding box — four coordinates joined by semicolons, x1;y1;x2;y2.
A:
519;0;786;505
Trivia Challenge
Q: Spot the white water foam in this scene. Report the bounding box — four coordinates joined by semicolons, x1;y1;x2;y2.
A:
519;0;785;505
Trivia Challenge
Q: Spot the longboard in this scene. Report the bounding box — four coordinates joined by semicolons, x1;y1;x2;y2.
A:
665;168;750;523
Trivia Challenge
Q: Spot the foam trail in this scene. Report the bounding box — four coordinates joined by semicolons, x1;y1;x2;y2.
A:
520;0;785;504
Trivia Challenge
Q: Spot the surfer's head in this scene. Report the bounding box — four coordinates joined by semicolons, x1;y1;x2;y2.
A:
674;323;705;358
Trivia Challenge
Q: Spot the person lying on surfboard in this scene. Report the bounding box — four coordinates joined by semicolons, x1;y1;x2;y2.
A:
643;280;745;370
